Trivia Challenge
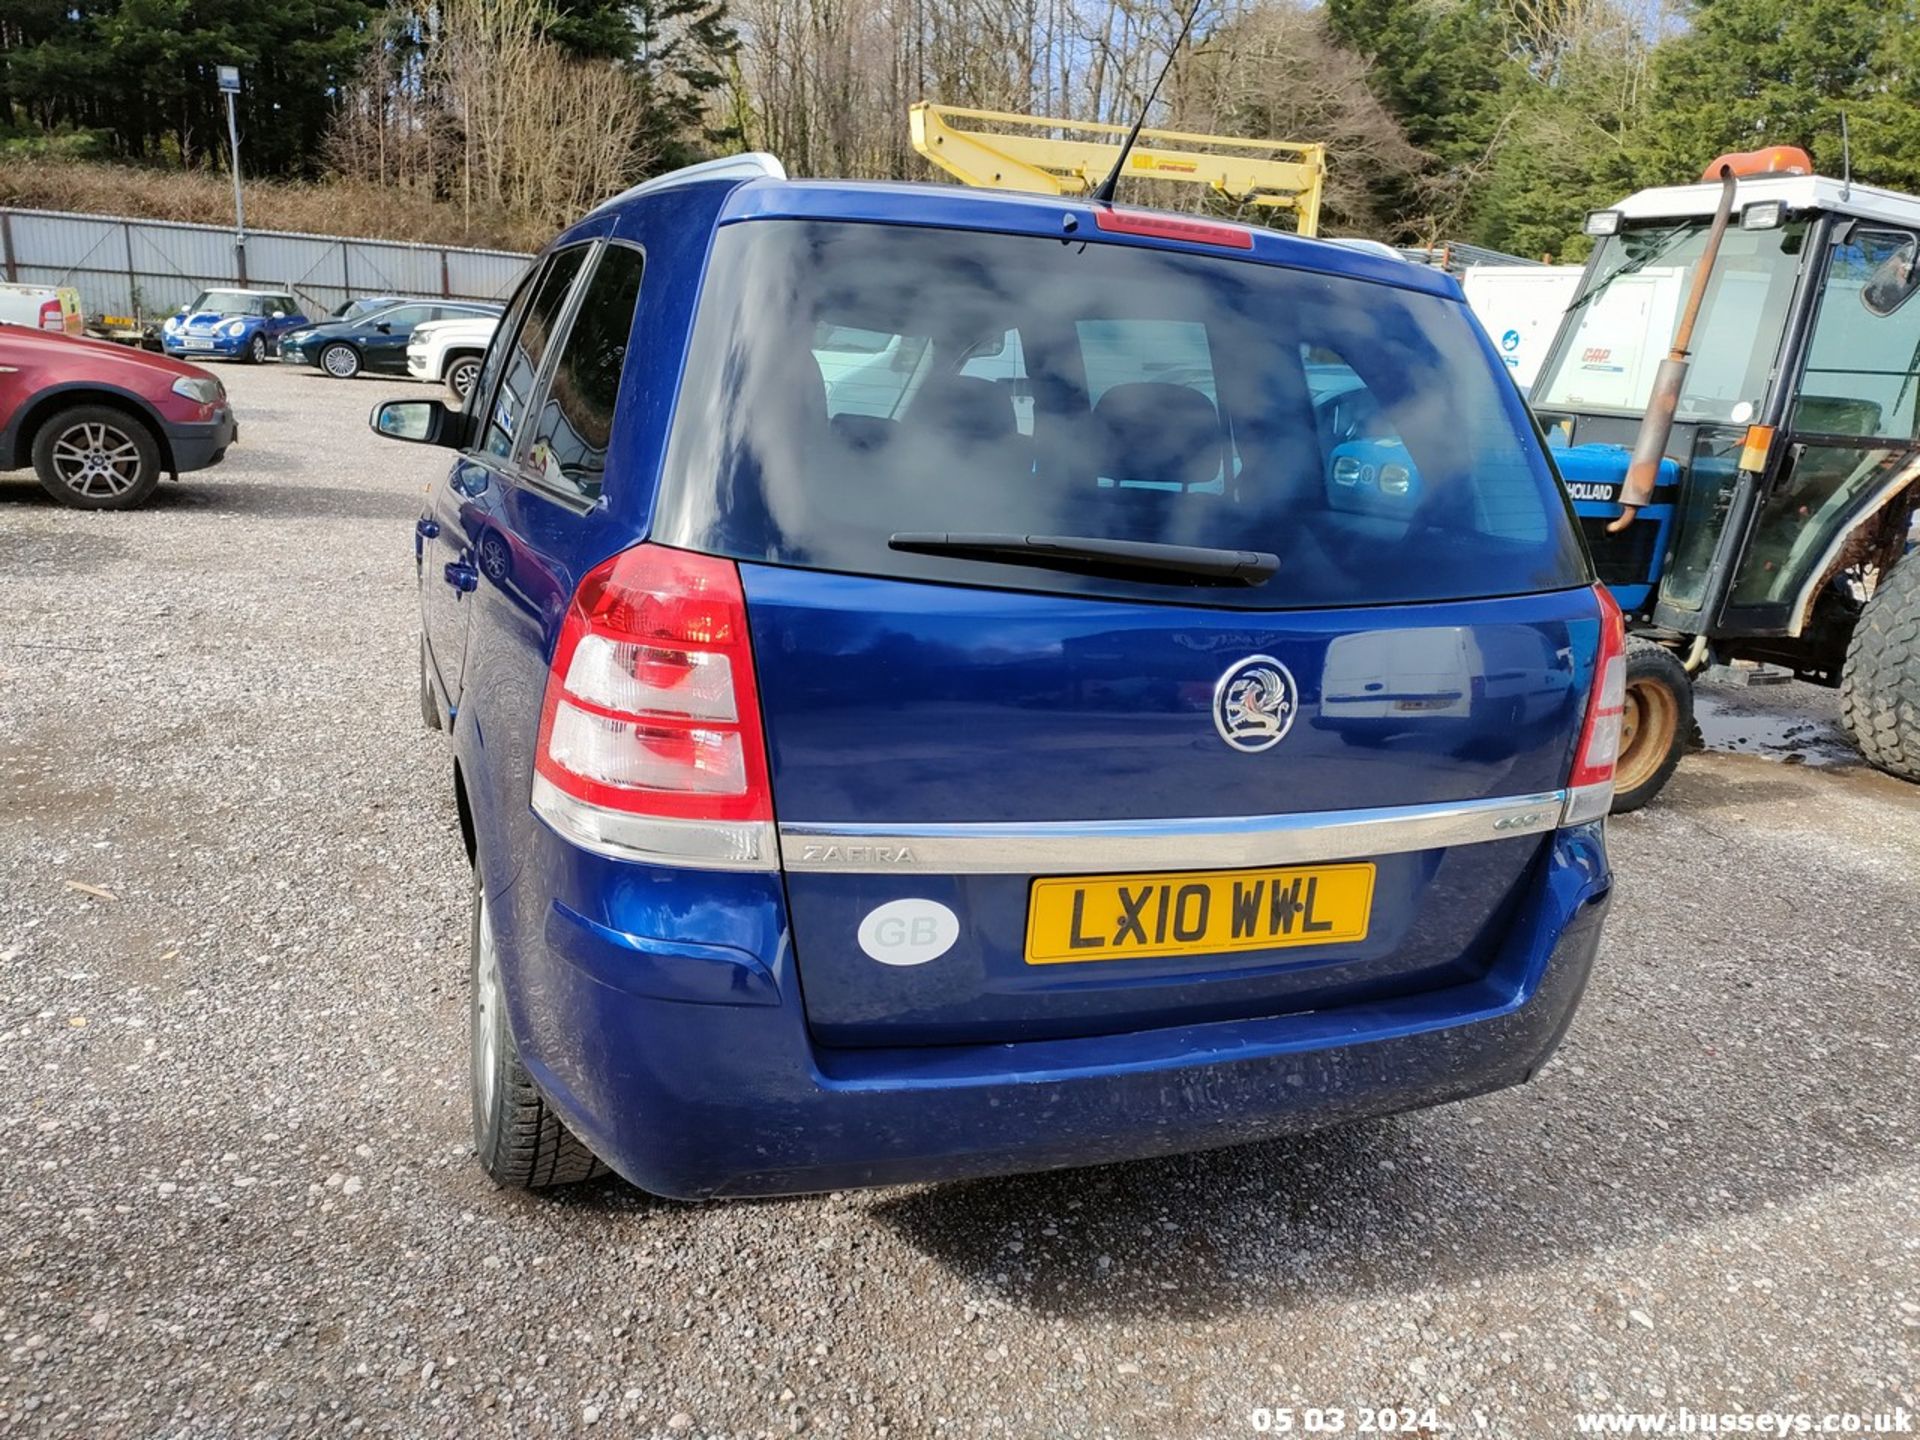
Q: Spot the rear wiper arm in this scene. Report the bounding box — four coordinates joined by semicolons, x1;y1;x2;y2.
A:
888;532;1278;585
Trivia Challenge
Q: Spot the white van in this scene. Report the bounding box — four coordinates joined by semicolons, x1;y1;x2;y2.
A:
0;282;84;336
1460;266;1582;390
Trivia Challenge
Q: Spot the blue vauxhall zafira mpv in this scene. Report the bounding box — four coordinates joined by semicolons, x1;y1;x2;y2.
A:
371;153;1621;1200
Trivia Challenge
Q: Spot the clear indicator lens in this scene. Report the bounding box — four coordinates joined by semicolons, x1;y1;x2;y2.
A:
1583;712;1622;770
548;703;748;795
1596;654;1626;712
564;634;737;721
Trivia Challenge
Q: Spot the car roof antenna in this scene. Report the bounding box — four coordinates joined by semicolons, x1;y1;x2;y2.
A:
1090;1;1204;206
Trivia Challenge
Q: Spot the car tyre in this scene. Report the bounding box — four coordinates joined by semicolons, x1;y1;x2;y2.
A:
1841;555;1920;782
30;405;164;511
247;333;268;364
446;356;482;405
1611;637;1692;814
320;342;362;379
469;867;608;1189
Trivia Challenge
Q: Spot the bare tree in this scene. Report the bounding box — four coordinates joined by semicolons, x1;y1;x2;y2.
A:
329;0;649;239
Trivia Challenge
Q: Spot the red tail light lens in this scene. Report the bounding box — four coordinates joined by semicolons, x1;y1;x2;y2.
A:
38;300;62;332
531;544;775;869
1093;208;1255;249
1563;585;1627;823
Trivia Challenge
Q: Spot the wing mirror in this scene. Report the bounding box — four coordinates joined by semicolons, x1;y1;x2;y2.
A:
375;321;392;333
271;310;286;319
175;304;189;315
1861;241;1920;317
371;399;463;448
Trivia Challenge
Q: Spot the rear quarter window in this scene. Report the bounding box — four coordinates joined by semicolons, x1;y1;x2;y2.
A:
654;220;1585;610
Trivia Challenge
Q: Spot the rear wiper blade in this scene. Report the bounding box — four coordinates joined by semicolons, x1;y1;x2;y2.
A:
888;532;1278;585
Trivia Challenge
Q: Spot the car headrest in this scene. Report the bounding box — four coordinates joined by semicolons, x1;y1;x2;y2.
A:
907;375;1018;442
1093;382;1223;489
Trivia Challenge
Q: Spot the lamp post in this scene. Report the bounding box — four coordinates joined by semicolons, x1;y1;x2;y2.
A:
216;65;247;285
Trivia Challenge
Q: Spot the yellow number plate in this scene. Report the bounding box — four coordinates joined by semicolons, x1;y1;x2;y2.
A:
1025;863;1375;965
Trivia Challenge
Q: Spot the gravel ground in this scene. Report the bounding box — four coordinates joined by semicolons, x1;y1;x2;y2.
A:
1;361;1916;1439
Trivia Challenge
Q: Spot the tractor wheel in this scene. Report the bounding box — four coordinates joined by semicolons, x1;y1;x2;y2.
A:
1841;555;1920;781
1612;638;1692;814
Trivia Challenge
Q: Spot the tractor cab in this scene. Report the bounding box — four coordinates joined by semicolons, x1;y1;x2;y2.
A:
1531;146;1920;809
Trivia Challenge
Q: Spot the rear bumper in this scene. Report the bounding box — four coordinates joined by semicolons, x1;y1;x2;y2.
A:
160;408;238;473
502;823;1611;1199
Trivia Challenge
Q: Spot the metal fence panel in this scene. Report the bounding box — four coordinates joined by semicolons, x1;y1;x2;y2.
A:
5;211;137;316
443;248;531;301
0;207;531;324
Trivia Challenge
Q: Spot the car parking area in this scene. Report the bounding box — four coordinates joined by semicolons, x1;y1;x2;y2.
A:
1;362;1916;1436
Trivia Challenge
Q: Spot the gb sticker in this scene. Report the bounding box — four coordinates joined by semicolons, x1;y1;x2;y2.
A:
858;899;960;967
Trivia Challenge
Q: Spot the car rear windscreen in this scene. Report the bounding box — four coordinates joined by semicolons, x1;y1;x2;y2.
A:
652;219;1586;609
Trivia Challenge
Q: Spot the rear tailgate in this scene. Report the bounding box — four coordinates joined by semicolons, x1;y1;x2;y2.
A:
750;567;1590;1047
650;211;1598;1049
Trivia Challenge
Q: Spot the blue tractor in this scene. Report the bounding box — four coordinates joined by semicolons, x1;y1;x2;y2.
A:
1531;145;1920;810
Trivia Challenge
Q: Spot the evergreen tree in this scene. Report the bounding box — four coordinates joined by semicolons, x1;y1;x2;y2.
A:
1641;0;1920;193
1325;0;1515;171
7;0;379;176
630;0;739;167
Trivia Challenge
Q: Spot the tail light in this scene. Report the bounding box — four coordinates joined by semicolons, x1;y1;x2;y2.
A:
38;300;62;332
531;543;776;870
1563;585;1627;824
1093;208;1255;250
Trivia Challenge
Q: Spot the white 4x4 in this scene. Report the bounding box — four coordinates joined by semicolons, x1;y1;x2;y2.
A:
407;315;498;403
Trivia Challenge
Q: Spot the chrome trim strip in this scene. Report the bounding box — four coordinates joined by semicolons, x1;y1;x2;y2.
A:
778;790;1570;874
532;774;778;872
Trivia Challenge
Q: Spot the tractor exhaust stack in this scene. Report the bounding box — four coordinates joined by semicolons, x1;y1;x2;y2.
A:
1609;166;1739;533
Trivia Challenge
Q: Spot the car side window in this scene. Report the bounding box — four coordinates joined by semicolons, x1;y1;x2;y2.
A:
521;244;645;504
378;306;429;329
481;246;590;459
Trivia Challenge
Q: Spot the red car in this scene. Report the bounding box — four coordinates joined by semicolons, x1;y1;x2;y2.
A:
0;325;238;510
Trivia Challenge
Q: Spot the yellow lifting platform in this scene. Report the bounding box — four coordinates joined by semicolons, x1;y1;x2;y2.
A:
908;101;1326;236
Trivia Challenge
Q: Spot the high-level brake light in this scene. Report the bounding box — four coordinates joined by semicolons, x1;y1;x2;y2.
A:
1093;208;1255;249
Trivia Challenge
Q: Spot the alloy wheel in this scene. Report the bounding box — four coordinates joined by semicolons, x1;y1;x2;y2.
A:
48;421;143;499
471;883;502;1125
322;344;360;378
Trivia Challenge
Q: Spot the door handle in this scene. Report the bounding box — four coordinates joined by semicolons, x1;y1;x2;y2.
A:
444;561;478;593
416;518;441;540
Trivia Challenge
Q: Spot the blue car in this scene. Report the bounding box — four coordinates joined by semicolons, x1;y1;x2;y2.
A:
278;299;503;380
371;154;1621;1200
160;288;307;364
